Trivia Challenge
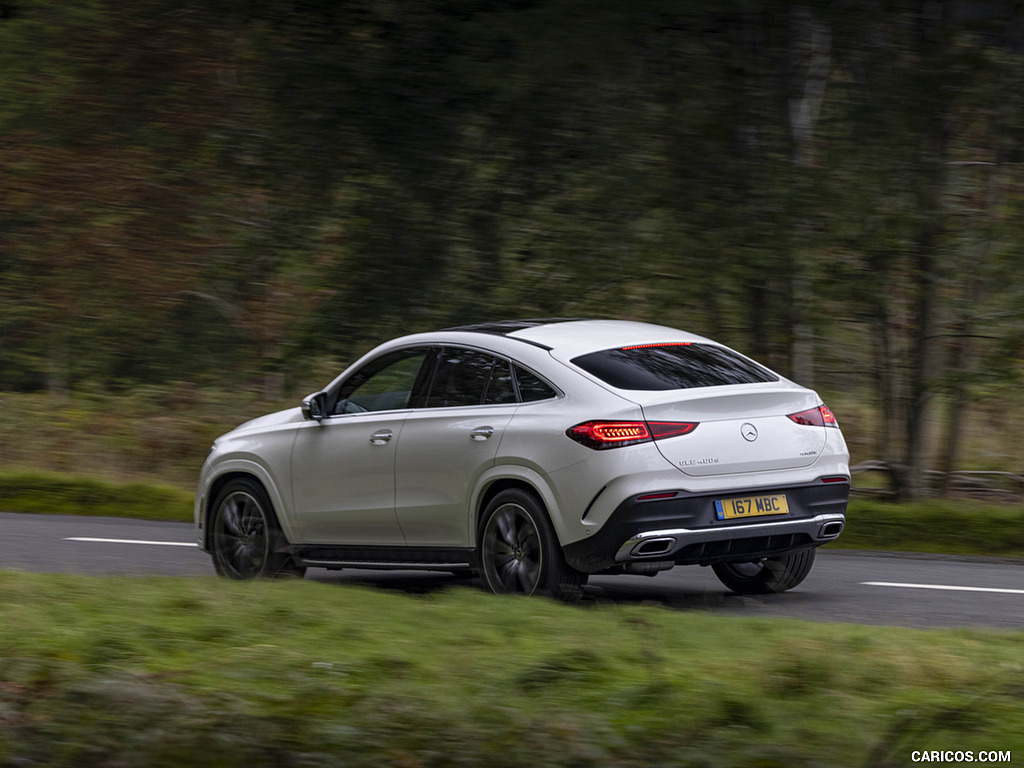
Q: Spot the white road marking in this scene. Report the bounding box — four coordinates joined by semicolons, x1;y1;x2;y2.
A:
64;537;198;547
863;581;1024;596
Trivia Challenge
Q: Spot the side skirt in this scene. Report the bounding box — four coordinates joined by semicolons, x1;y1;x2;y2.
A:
284;544;475;571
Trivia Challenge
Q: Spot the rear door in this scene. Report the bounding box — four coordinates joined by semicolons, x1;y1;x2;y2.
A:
394;348;517;546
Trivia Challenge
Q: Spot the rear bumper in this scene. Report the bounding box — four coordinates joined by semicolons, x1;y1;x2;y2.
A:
562;479;848;573
614;512;844;564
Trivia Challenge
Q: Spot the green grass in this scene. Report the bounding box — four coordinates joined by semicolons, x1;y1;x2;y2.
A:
0;387;288;489
0;572;1022;767
832;498;1024;558
0;469;194;522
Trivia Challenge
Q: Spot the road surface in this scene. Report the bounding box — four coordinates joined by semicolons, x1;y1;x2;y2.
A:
2;511;1022;630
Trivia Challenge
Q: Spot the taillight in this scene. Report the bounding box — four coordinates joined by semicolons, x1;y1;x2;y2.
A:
649;421;699;439
787;405;839;428
566;420;698;450
567;421;650;449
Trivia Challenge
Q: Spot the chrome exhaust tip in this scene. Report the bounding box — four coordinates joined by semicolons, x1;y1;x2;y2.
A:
819;520;845;538
630;537;677;557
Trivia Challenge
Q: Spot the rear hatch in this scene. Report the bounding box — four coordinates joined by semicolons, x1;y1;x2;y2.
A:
566;341;828;477
635;385;827;476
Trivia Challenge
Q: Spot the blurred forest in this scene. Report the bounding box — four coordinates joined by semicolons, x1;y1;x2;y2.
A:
3;0;1024;498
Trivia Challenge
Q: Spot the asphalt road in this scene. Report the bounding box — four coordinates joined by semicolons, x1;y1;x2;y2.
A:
2;511;1022;631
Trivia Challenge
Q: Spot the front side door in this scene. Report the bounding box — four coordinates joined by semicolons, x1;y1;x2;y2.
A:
289;346;432;545
394;348;518;547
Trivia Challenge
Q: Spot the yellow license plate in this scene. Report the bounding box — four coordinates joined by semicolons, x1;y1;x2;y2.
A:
715;494;789;520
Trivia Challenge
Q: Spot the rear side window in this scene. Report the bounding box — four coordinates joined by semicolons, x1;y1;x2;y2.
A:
571;343;778;390
486;360;517;404
426;349;498;408
514;364;558;402
425;349;525;407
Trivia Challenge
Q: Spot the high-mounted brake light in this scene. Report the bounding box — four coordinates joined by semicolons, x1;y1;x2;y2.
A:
787;405;839;428
621;342;693;350
566;420;698;450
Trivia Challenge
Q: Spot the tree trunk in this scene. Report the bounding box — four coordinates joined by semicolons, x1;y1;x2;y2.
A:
937;327;973;494
897;2;950;500
786;6;831;387
902;232;941;500
872;289;902;495
937;159;1002;492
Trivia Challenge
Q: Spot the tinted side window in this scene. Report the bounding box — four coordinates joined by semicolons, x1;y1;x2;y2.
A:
485;359;517;404
426;349;498;408
571;344;778;390
514;364;558;402
333;348;431;414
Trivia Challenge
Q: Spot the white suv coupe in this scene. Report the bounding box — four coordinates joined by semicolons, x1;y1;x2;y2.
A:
195;319;849;601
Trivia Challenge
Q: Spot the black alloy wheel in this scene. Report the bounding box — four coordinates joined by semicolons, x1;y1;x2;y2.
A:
478;488;586;603
209;477;305;580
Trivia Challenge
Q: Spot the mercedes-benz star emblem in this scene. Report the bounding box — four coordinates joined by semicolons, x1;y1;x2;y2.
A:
741;423;758;442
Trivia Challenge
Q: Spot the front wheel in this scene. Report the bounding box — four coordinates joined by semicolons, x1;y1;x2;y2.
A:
712;548;816;595
209;477;306;580
478;488;587;603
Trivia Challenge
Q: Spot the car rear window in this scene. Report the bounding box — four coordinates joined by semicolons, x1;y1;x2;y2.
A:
570;343;779;390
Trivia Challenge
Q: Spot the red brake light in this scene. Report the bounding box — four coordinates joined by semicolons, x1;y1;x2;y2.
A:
566;421;651;449
566;420;698;450
788;405;839;428
819;405;838;427
621;342;693;350
648;421;699;439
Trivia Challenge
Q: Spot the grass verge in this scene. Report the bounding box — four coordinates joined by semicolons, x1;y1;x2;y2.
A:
829;498;1024;558
0;572;1022;767
0;469;193;522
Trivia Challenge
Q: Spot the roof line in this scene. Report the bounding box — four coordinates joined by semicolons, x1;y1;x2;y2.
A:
439;318;591;350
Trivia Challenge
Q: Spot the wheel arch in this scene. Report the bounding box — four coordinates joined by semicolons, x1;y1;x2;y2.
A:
199;460;297;550
471;466;569;546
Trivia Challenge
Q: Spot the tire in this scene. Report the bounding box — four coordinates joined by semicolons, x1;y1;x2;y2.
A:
209;477;306;580
478;488;587;603
712;548;816;595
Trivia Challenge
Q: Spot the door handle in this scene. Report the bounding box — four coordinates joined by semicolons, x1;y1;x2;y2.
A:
469;426;494;441
369;430;393;445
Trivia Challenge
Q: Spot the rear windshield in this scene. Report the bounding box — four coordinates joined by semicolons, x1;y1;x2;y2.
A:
571;343;778;390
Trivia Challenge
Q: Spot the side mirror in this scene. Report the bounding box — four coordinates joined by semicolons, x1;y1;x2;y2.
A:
301;391;328;421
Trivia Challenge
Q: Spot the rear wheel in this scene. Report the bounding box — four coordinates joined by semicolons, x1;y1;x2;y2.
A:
478;488;587;603
209;477;306;580
712;548;816;594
